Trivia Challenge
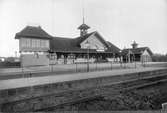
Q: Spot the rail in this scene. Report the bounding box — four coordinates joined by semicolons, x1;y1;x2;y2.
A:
36;72;167;111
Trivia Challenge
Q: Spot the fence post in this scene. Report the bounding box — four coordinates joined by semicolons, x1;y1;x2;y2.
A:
120;61;122;69
162;103;167;110
135;61;136;68
143;60;145;68
110;61;112;70
52;64;53;72
124;62;126;69
76;63;77;72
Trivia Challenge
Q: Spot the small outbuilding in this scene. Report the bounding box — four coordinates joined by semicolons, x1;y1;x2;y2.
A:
122;41;153;63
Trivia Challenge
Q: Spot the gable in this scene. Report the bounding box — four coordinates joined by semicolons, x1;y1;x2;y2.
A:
142;49;150;56
80;33;107;51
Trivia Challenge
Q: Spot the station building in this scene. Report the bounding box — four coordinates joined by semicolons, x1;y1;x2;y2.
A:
15;22;121;67
122;41;153;63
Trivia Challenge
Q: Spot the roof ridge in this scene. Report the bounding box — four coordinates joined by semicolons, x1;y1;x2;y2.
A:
53;36;74;39
74;31;96;39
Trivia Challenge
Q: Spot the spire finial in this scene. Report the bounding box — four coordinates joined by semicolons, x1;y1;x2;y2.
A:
83;12;85;24
78;0;90;36
82;0;85;24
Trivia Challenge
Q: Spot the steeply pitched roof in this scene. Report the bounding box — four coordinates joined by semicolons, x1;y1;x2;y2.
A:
15;26;52;39
75;32;95;45
50;32;120;53
50;37;78;52
15;26;121;54
106;41;120;53
75;31;109;48
50;32;97;52
121;49;133;56
122;47;153;55
77;23;90;30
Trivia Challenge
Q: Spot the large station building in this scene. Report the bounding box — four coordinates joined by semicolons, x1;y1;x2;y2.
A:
15;22;121;67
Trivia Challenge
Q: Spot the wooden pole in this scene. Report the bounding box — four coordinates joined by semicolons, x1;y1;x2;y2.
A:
87;48;89;72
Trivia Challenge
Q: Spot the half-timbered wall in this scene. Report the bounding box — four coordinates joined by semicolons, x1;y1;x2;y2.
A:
141;50;152;62
80;34;106;51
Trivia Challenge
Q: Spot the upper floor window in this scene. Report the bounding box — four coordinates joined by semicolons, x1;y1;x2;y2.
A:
40;40;49;48
32;39;40;48
21;38;31;48
20;38;49;49
26;39;31;47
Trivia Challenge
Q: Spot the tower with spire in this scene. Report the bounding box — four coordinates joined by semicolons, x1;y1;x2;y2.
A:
77;17;90;37
131;41;138;49
77;0;90;37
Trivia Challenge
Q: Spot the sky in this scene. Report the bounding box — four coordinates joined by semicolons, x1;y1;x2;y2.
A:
0;0;167;57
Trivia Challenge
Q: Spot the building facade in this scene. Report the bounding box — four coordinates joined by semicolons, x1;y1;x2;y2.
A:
15;23;121;67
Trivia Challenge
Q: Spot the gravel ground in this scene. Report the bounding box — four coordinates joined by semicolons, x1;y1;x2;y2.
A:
46;81;167;111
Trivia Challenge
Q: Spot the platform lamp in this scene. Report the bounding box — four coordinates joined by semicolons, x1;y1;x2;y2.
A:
85;41;90;72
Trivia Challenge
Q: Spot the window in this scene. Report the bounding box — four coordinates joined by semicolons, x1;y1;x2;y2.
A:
45;40;49;48
26;39;31;47
40;40;45;48
40;40;49;48
32;39;40;48
21;38;26;48
21;38;31;48
36;40;40;48
32;39;36;48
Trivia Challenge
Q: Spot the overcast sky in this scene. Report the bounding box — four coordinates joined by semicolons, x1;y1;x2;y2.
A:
0;0;167;57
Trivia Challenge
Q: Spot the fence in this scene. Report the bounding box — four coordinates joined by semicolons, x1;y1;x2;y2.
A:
0;61;166;80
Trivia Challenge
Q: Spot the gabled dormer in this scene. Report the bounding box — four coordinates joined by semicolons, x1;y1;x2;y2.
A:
79;32;108;51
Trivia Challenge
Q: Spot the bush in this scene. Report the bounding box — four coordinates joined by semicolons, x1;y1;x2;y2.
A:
152;54;167;62
0;62;20;68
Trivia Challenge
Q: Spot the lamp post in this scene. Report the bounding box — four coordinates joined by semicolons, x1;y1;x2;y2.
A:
85;41;90;72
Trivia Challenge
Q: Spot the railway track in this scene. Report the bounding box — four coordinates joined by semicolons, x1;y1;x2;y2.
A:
1;67;167;111
36;73;167;111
